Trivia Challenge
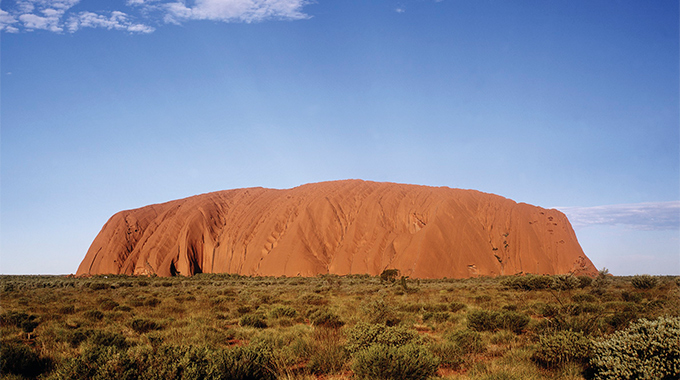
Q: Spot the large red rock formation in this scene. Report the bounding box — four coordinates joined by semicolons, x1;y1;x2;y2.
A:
77;180;597;278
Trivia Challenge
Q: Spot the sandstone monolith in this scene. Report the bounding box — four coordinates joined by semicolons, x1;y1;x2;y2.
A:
77;180;597;278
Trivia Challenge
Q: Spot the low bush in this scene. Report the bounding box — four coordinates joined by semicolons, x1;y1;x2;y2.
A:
578;275;593;288
630;274;658;290
239;314;267;329
131;318;162;334
467;310;530;333
89;282;110;291
423;311;449;323
449;302;466;313
269;305;297;319
364;299;400;326
149;345;211;379
550;274;581;290
62;328;90;347
589;316;680;380
572;293;597;303
352;343;440;380
428;341;464;369
531;330;592;369
89;330;128;349
0;311;39;331
99;299;119;311
58;305;76;314
502;275;552;291
310;310;344;329
49;344;136;380
297;293;328;306
83;310;104;322
345;323;420;353
307;328;347;375
0;340;51;378
447;329;485;354
144;297;162;307
212;344;276;380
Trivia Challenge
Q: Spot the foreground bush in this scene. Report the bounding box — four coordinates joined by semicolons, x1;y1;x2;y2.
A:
212;345;276;380
48;344;276;380
630;274;658;290
447;329;485;354
532;330;592;369
352;343;440;380
0;340;51;378
467;309;530;333
346;323;420;353
589;316;680;380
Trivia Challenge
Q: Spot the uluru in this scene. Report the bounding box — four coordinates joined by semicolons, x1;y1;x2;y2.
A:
77;180;597;278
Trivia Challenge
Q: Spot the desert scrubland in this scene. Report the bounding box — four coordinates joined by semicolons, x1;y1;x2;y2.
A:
1;272;679;380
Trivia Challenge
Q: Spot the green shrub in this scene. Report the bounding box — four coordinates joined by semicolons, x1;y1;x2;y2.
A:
137;345;212;380
212;344;276;380
502;275;552;291
467;310;529;333
346;323;421;353
269;305;297;319
364;299;400;326
0;340;51;378
144;297;162;307
240;314;267;329
298;293;328;306
620;291;643;303
99;299;119;311
58;305;76;314
83;309;104;321
307;328;347;375
447;329;485;354
89;282;110;291
131;318;162;334
310;310;345;329
0;311;39;331
423;311;449;323
89;330;128;349
631;274;658;290
352;343;440;380
577;275;593;288
606;310;637;331
550;274;580;290
572;293;597;303
538;303;559;318
428;341;464;369
589;317;680;380
531;330;592;369
449;302;466;313
50;345;137;380
380;269;400;283
63;328;90;347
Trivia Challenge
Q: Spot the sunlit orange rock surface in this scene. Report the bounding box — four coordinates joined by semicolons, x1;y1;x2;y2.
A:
77;180;597;278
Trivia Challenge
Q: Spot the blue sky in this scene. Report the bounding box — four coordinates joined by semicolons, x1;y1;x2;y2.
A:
1;0;678;275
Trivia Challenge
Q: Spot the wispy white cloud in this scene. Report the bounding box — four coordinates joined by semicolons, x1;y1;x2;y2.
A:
1;0;312;33
557;201;680;231
163;0;311;23
67;11;155;33
0;9;19;32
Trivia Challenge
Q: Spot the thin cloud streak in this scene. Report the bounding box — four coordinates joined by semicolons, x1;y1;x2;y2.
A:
557;201;680;231
0;0;312;33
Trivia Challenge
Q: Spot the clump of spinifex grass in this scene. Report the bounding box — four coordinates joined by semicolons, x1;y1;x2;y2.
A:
0;273;678;380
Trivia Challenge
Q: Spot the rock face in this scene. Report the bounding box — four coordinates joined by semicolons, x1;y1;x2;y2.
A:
77;180;597;278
